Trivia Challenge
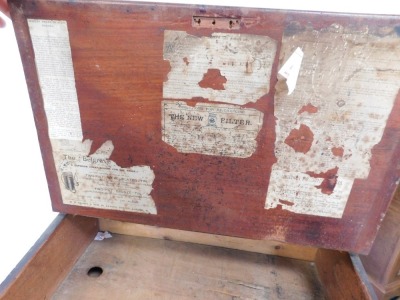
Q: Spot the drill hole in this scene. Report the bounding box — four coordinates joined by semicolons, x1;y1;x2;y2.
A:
87;266;103;278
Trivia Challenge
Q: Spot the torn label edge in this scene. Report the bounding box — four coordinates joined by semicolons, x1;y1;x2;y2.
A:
278;47;304;95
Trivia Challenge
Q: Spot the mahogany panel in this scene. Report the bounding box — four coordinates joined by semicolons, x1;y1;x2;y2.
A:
9;0;400;253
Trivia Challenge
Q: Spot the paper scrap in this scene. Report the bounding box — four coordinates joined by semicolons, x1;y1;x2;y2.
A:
94;231;113;241
278;47;304;95
163;30;277;105
51;139;157;214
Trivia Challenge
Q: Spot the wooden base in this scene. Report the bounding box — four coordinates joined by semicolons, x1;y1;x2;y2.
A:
53;234;324;299
0;214;374;299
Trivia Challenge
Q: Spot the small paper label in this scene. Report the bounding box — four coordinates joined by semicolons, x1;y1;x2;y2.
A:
162;100;264;158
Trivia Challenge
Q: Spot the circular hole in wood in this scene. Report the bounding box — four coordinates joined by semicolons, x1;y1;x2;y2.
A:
87;266;103;278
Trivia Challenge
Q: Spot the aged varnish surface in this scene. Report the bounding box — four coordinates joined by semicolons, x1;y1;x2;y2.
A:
9;0;400;253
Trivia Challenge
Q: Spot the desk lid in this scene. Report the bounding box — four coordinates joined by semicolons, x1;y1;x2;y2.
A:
9;0;400;253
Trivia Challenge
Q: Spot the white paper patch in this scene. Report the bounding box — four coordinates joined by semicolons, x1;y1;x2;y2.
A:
266;24;400;218
28;19;82;140
94;231;113;241
162;100;264;158
163;30;277;105
278;47;304;95
52;139;157;214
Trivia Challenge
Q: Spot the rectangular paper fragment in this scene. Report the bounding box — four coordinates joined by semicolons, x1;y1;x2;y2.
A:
28;19;82;140
51;139;157;214
162;100;264;158
163;30;277;105
266;24;400;218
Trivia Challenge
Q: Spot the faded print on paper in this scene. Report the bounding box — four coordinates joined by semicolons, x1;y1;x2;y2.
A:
162;101;264;158
28;19;82;140
52;139;157;214
266;24;400;218
29;19;157;214
163;30;277;105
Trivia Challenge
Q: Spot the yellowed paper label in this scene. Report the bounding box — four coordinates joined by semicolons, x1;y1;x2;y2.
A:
266;24;400;218
163;30;277;105
28;19;82;140
52;139;157;214
162;101;264;158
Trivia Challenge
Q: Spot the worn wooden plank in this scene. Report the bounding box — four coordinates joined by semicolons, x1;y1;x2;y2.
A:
0;214;98;300
315;249;372;300
52;233;325;299
100;218;317;261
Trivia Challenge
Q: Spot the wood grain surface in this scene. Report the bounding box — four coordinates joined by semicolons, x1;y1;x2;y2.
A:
99;218;318;261
52;233;325;299
315;249;373;300
9;0;400;253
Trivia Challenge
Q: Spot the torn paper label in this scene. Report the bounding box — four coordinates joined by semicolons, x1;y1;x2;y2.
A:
163;30;277;105
162;100;264;158
51;139;157;214
266;24;400;218
278;47;304;95
266;167;354;218
28;19;82;140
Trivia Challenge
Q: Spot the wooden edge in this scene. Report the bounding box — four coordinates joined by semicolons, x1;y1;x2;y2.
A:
368;277;400;300
0;214;98;300
99;218;318;261
383;238;400;284
315;249;374;300
350;254;379;300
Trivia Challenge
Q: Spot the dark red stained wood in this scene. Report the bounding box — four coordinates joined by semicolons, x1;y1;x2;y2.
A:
284;124;314;154
9;0;400;254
